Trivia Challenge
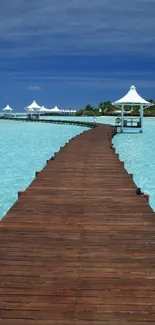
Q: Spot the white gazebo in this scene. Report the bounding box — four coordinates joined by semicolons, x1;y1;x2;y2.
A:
113;85;152;133
39;106;50;113
2;104;13;116
49;106;61;113
69;109;76;114
44;106;61;114
25;100;42;118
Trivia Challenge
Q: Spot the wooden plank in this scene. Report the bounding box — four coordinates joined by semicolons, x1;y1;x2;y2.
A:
0;124;155;324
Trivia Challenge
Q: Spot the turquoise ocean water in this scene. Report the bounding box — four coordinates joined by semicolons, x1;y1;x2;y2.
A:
0;116;155;220
0;120;89;220
112;118;155;212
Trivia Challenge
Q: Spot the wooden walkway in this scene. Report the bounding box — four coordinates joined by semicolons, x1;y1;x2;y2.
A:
0;124;155;324
0;116;95;128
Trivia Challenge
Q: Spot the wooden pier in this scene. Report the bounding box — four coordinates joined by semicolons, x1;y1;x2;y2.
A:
0;116;95;128
0;124;155;324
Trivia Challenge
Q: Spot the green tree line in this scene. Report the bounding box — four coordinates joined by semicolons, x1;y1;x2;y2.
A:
76;100;155;116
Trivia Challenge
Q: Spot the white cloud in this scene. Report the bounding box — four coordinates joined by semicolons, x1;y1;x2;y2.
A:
12;75;155;90
27;86;42;90
0;0;155;57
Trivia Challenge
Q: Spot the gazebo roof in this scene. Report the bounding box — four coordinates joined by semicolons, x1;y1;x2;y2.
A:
50;106;60;112
2;104;13;111
40;106;49;112
113;85;151;106
26;100;42;110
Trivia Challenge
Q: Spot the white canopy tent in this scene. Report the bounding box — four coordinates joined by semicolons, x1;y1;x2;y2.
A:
113;85;152;133
61;109;76;114
39;106;50;113
2;104;13;111
2;105;14;116
25;100;42;118
70;109;76;114
26;100;42;110
49;106;61;113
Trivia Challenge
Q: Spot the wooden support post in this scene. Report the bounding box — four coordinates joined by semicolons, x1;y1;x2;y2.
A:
18;191;24;198
143;193;149;201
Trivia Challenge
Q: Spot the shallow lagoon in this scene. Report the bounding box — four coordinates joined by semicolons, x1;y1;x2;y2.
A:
112;117;155;212
0;116;155;219
0;120;89;220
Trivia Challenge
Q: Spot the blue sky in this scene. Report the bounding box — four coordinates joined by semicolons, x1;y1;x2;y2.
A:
0;0;155;111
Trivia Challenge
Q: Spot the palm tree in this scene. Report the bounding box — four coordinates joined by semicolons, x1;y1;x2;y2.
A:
85;104;94;111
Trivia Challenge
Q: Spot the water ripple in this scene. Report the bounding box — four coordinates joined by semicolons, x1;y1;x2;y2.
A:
0;120;89;220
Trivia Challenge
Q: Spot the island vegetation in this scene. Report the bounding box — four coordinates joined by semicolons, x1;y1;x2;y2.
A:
76;100;155;117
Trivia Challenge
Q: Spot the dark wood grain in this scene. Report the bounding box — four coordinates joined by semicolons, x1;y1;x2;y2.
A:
0;124;155;324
